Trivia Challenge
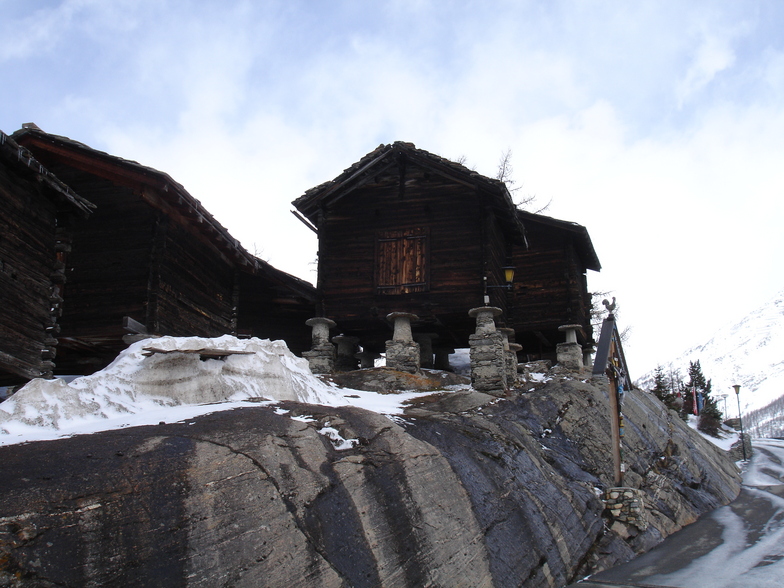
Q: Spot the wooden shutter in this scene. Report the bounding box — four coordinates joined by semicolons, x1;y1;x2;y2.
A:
376;228;428;294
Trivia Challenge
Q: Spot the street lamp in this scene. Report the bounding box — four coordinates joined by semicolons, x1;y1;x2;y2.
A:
720;394;728;419
733;384;747;461
483;266;516;304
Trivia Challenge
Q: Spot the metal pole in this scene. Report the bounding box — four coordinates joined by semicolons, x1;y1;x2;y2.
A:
733;384;747;461
607;360;623;486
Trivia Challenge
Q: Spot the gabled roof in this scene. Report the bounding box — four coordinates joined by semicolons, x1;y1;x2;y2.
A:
292;141;527;244
0;129;94;217
12;126;315;301
517;210;601;271
13;125;260;268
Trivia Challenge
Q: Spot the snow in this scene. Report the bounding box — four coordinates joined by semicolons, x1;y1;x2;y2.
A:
0;336;443;446
743;438;784;487
686;416;740;453
318;423;360;450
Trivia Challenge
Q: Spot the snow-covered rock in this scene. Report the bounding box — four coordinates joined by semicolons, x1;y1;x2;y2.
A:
0;336;343;441
0;336;448;445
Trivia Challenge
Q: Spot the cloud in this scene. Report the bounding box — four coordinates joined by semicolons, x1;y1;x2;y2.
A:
3;0;784;374
677;31;738;107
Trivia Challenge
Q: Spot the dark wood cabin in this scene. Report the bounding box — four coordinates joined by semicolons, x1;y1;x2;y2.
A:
12;127;314;376
0;130;94;386
292;141;600;361
510;211;601;360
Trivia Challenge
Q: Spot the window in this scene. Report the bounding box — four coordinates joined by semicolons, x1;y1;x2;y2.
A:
376;228;428;294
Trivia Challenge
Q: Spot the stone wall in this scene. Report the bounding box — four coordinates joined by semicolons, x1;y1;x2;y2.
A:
604;487;648;531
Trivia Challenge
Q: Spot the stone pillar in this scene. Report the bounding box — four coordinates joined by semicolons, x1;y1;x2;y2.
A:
498;328;517;386
332;335;360;372
583;345;595;370
557;324;584;370
433;347;455;372
355;351;381;369
468;307;507;395
385;312;420;373
604;487;648;531
414;333;438;369
508;343;523;386
302;317;336;374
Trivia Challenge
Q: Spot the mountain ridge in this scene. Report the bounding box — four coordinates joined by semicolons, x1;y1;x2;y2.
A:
636;289;784;419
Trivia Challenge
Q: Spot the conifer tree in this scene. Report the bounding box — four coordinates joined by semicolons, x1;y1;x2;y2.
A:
698;378;723;436
680;360;706;419
679;360;723;436
650;365;679;411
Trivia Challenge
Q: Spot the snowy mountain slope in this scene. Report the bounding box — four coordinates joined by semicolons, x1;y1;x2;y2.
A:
636;289;784;418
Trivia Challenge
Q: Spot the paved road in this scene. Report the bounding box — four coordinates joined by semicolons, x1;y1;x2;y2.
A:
572;438;784;588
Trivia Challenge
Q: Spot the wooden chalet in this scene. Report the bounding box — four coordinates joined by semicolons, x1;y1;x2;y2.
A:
11;126;314;376
0;129;94;386
510;210;600;359
292;141;600;362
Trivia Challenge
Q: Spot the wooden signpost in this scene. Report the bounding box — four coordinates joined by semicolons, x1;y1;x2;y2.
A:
592;301;633;486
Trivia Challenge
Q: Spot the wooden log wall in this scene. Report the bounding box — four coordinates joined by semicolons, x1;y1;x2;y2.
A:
318;164;507;349
49;173;153;372
235;271;313;355
0;161;58;384
510;222;593;355
482;202;512;317
155;218;235;337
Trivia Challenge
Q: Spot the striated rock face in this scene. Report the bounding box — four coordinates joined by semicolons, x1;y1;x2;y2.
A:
0;372;741;587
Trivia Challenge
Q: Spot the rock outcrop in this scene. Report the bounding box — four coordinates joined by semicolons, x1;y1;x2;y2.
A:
0;371;741;587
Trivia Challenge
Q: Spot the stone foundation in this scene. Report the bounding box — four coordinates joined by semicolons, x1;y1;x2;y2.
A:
385;312;420;373
302;345;335;374
469;332;507;394
556;341;583;370
468;306;507;395
304;317;336;374
507;343;522;386
604;487;648;530
385;340;420;374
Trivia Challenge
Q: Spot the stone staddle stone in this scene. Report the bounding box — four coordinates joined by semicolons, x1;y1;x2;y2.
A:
305;317;337;346
498;327;515;350
433;347;455;371
468;306;503;335
385;340;421;374
332;335;360;372
558;324;582;344
507;343;523;384
414;333;438;369
557;341;583;370
386;312;418;342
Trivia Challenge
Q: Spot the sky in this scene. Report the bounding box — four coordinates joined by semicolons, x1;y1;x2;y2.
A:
2;0;783;377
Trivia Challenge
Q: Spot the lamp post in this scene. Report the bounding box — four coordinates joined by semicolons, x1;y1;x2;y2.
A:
483;266;515;305
720;394;728;419
733;384;747;461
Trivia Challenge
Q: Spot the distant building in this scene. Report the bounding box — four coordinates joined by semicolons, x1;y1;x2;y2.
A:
292;141;600;363
4;126;314;381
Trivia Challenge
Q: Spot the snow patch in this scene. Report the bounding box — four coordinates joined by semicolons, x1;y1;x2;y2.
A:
0;336;441;446
318;423;360;450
